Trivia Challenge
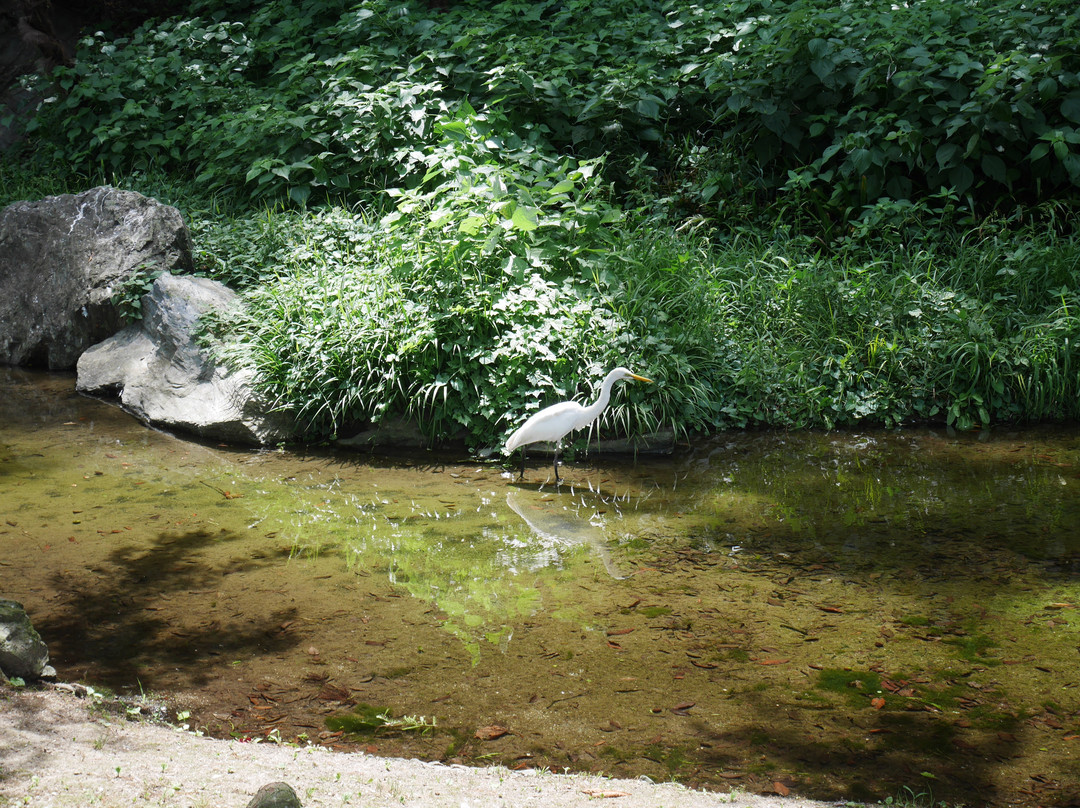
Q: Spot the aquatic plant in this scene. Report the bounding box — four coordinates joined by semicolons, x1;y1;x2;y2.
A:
326;703;437;736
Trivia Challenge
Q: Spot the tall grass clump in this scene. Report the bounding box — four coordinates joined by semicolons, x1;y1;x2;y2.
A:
704;228;1080;430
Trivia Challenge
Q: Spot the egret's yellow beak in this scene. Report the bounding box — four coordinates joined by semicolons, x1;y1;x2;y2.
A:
631;374;653;383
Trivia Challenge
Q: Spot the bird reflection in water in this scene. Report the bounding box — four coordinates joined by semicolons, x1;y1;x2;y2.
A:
504;487;627;579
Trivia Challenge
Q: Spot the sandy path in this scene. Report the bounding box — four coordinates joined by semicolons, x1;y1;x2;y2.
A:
0;687;857;808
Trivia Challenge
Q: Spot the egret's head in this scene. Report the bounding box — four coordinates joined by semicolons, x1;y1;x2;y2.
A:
613;367;653;383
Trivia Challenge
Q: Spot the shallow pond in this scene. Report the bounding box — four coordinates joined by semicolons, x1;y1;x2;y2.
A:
3;368;1080;806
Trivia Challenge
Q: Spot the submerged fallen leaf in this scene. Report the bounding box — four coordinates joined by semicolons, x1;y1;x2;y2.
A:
871;697;886;710
317;684;351;701
475;725;510;741
773;781;791;796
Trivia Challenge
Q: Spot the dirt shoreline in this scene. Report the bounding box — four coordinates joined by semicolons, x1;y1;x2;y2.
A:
0;685;863;808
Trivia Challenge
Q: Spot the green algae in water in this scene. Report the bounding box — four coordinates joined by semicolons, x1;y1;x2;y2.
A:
945;633;1001;664
326;704;436;736
900;615;932;627
816;669;883;703
637;606;672;618
326;703;389;735
641;742;692;775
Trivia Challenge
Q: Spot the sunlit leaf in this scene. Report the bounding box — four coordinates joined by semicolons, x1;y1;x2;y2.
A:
510;205;539;232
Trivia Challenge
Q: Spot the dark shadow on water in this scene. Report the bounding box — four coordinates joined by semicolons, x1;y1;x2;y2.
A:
682;427;1080;567
35;527;299;691
697;711;999;804
693;700;1080;807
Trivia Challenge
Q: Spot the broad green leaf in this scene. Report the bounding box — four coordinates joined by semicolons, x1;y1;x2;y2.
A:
458;214;486;235
810;59;833;80
288;185;310;206
1062;93;1080;124
510;205;539;232
850;148;873;176
935;143;960;169
981;153;1007;184
636;97;661;119
549;178;576;195
1064;153;1080;183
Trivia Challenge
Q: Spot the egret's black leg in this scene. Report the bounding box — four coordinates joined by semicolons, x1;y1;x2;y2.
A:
553;442;562;483
519;447;526;480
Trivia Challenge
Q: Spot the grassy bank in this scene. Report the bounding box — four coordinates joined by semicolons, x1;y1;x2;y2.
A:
2;0;1079;449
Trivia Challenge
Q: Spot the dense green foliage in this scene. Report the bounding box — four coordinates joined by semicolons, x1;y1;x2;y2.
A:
26;0;1080;219
5;0;1080;448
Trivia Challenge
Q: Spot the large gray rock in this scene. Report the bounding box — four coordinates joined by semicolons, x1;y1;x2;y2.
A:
0;599;54;680
0;186;193;369
77;272;293;446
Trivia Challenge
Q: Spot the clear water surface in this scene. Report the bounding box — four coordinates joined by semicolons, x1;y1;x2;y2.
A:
3;368;1079;806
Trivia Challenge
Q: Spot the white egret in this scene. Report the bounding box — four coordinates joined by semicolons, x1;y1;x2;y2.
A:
505;367;652;482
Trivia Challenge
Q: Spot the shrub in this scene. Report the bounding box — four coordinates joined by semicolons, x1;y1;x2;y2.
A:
9;0;1079;446
211;107;726;446
704;229;1080;430
703;0;1080;222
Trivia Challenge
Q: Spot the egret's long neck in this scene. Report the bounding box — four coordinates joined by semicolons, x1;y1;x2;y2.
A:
582;370;621;424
